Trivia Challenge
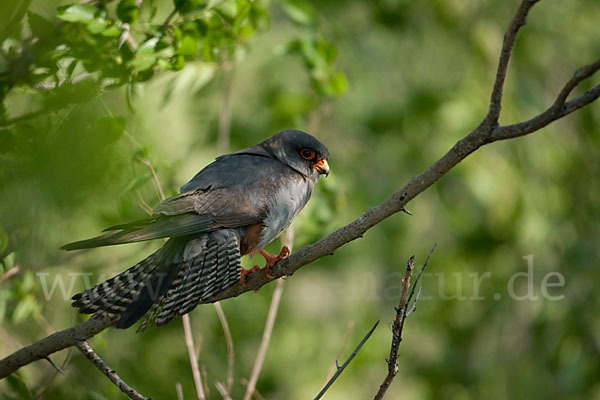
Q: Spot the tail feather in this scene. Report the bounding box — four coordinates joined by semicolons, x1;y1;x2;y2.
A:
71;230;243;329
155;231;241;326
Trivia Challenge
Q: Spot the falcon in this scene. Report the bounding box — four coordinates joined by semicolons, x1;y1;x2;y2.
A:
62;130;330;329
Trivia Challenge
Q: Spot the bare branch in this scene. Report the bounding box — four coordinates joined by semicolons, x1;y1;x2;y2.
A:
490;59;600;142
182;314;206;400
0;315;117;379
315;320;380;400
554;59;600;106
486;0;540;125
374;249;433;400
75;340;149;400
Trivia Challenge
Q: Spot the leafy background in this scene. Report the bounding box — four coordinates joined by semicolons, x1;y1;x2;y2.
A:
1;0;600;399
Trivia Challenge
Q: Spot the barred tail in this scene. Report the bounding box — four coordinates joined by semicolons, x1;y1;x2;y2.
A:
71;230;242;329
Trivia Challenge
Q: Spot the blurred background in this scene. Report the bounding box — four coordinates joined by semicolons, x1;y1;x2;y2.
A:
1;0;600;399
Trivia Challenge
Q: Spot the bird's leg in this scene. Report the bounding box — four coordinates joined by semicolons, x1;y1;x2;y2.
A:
259;245;290;278
240;246;290;286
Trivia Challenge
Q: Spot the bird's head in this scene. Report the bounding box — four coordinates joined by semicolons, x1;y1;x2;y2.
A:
261;129;330;180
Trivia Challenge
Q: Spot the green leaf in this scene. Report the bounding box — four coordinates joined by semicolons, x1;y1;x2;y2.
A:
173;55;185;70
27;11;56;38
57;4;98;23
157;58;173;70
117;0;139;24
86;19;106;34
329;71;349;95
128;56;157;71
101;26;121;37
179;35;197;57
174;0;206;15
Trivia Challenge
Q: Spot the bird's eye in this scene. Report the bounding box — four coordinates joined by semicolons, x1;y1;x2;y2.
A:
300;148;316;160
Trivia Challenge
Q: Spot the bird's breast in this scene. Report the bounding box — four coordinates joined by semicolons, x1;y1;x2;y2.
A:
258;177;313;250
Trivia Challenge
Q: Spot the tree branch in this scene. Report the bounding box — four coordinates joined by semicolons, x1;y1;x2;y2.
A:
182;314;206;400
485;0;539;125
0;316;117;379
1;0;600;382
75;340;149;400
374;248;434;400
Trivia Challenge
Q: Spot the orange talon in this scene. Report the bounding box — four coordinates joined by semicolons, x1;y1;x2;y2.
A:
259;245;290;278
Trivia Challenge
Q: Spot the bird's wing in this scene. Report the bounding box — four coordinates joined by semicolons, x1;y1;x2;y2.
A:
157;153;292;227
61;213;215;250
62;153;293;250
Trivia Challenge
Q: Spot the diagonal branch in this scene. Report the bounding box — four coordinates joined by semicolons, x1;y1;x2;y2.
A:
486;0;540;126
1;0;600;381
75;340;149;400
314;320;380;400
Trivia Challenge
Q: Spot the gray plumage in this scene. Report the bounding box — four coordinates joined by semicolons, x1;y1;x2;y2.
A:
65;129;329;329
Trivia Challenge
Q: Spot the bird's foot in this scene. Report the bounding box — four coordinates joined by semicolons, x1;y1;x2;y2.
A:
241;265;260;286
259;246;290;278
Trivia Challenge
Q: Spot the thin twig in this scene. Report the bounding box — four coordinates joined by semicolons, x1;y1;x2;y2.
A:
201;364;210;398
214;302;235;393
137;156;166;201
176;382;185;400
75;340;149;400
162;9;177;28
243;278;285;400
43;356;64;375
405;244;436;308
0;266;21;284
315;320;380;400
182;314;206;400
215;381;233;400
373;248;434;400
240;378;266;400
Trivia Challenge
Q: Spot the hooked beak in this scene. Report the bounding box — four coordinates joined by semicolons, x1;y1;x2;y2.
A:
314;159;329;177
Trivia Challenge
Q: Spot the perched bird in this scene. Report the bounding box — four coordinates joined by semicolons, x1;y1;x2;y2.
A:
63;130;329;329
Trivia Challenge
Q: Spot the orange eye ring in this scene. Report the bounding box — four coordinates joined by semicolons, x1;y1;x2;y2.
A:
300;148;316;160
